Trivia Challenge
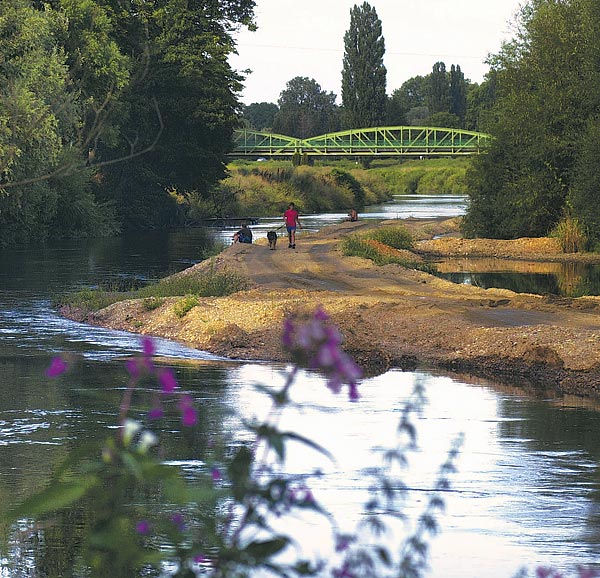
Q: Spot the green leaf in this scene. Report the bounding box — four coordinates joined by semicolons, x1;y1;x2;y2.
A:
8;477;98;520
121;452;143;480
229;445;252;483
229;445;253;500
253;383;290;406
280;431;334;461
269;432;285;461
377;545;392;566
243;537;289;562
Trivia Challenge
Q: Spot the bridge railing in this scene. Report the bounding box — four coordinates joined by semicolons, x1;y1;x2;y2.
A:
231;126;492;157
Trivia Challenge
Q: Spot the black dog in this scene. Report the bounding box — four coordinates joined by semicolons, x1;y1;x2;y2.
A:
267;230;278;250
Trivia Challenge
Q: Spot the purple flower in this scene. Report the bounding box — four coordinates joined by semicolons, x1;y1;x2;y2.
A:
536;569;562;578
332;562;355;578
148;406;164;420
158;368;178;393
135;520;151;535
125;358;141;379
170;513;186;531
45;357;68;378
282;308;362;401
178;394;197;427
314;306;329;321
211;467;222;482
334;533;355;553
142;337;155;357
289;484;314;505
182;406;197;426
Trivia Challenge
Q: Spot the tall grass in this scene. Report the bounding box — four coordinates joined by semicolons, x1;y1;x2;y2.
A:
223;158;468;218
341;225;417;266
362;226;414;250
550;215;588;253
57;267;249;313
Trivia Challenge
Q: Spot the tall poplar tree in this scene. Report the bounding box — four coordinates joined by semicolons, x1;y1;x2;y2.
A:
428;61;449;115
341;2;387;129
449;64;467;123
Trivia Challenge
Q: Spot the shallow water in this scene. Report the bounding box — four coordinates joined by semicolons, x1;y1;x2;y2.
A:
435;258;600;297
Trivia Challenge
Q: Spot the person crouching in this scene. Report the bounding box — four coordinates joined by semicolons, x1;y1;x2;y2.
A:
233;223;253;244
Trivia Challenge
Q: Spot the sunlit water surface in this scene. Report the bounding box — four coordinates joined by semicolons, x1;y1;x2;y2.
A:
0;195;599;576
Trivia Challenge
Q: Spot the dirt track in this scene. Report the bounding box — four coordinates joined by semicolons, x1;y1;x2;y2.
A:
81;217;600;400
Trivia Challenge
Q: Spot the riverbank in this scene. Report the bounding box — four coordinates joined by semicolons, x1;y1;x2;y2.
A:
64;217;600;399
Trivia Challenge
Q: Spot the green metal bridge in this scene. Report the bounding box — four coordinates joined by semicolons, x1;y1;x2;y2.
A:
231;126;491;158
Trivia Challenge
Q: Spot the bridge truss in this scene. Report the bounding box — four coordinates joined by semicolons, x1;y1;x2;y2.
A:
231;126;491;158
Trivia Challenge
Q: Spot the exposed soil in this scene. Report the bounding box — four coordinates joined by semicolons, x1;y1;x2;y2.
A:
66;217;600;400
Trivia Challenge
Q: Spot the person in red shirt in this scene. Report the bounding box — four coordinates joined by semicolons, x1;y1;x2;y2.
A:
283;202;301;249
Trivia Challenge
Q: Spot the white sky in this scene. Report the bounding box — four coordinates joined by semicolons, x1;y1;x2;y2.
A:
230;0;524;105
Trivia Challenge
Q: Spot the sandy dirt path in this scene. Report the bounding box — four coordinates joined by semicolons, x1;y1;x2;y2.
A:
81;218;600;400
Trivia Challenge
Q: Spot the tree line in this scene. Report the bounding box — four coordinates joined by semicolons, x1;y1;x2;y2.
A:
0;0;254;246
463;0;600;247
242;3;481;139
3;0;599;247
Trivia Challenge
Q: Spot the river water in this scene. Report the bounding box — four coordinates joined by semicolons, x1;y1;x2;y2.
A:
0;195;599;577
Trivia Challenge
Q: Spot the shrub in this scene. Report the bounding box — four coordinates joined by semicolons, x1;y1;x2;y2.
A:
329;168;366;207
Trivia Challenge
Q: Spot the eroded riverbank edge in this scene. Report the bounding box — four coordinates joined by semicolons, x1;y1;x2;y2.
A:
61;217;600;400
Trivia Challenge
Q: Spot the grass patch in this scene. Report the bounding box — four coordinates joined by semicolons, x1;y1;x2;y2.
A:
341;225;435;273
362;226;414;250
62;288;124;311
142;297;164;311
56;266;249;314
173;295;200;318
137;268;248;299
341;226;414;266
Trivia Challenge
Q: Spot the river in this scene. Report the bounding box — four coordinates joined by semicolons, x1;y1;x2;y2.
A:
0;195;599;577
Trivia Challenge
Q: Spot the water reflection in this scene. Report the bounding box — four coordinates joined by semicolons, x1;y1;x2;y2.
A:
196;364;600;576
435;259;600;297
4;361;600;576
